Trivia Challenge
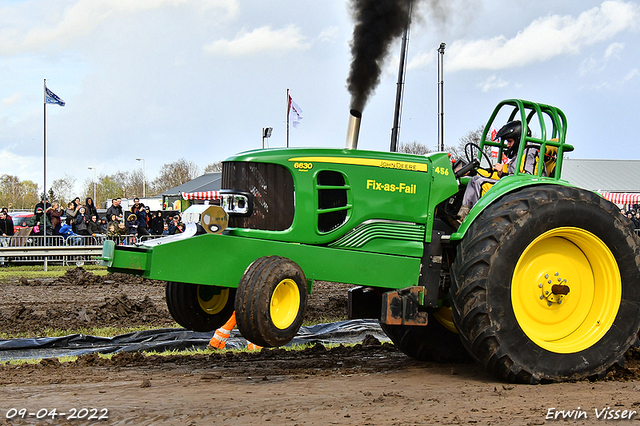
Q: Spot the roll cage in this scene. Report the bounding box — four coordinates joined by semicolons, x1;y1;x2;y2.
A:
478;99;574;179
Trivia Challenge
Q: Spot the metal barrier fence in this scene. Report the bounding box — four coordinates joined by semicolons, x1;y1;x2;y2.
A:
0;234;164;268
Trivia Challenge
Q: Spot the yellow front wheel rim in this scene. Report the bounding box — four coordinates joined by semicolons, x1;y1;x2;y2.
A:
270;279;301;329
511;227;621;353
197;286;229;315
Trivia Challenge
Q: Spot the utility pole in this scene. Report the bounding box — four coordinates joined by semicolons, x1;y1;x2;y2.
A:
437;43;446;152
390;2;412;152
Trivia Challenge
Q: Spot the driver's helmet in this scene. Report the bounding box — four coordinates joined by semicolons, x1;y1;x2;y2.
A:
496;120;531;157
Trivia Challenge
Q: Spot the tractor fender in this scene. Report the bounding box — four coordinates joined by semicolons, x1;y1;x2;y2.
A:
450;176;578;241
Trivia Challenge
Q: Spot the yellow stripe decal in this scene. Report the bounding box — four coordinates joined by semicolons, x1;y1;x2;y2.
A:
288;156;428;172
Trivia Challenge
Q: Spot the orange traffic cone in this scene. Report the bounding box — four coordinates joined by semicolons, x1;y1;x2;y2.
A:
247;342;262;351
208;312;236;350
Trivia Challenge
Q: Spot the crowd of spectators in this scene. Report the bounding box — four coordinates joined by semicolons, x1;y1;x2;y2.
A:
621;208;640;230
24;196;185;244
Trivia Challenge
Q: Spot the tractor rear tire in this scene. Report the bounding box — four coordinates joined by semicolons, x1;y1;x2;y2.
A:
380;307;470;363
235;256;307;348
450;185;640;383
165;282;236;332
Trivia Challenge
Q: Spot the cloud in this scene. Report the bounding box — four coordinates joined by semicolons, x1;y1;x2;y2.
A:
425;0;639;72
203;24;311;56
0;0;239;55
476;75;510;92
579;42;624;75
1;93;21;106
315;26;339;44
622;68;639;82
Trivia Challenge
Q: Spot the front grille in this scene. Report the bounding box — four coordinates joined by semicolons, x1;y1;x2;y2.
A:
222;162;294;231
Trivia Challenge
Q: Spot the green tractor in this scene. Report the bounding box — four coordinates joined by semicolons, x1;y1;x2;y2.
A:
102;99;640;383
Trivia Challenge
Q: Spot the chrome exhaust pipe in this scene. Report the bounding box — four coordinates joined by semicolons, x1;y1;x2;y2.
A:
345;109;362;149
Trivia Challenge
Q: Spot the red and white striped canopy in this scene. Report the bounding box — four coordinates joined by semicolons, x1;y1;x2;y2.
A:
601;192;640;204
181;191;221;200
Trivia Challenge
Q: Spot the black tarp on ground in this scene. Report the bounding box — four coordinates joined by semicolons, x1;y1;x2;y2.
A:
0;320;389;361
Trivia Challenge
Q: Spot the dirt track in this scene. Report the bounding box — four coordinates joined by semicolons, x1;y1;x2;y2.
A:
2;269;640;425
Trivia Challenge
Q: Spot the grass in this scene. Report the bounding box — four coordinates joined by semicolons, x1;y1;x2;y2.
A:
0;324;180;340
0;341;350;366
0;264;108;281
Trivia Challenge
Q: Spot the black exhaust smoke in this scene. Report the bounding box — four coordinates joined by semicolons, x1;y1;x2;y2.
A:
347;0;420;112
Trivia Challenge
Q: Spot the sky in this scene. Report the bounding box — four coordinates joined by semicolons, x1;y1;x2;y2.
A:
0;0;638;195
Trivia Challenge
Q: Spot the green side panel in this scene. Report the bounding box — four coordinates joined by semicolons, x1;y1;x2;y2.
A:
328;221;425;257
108;246;150;276
451;178;576;241
108;233;421;290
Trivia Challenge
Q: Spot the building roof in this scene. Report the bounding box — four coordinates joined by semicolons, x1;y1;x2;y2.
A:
561;159;640;193
160;172;222;196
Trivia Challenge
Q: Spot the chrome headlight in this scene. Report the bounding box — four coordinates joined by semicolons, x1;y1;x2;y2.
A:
220;190;253;216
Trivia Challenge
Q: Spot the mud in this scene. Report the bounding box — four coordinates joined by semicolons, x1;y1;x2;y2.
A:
2;268;640;425
0;268;350;335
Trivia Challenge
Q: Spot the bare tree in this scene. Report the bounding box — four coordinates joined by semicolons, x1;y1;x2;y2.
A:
204;161;223;173
445;125;493;162
50;174;77;205
398;141;431;155
0;175;40;210
152;158;201;194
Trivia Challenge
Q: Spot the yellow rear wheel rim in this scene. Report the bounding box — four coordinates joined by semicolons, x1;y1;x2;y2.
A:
511;227;621;353
197;286;229;315
270;279;300;330
433;307;458;334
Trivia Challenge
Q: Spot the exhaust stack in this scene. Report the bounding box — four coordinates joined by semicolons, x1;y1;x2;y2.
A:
345;109;362;149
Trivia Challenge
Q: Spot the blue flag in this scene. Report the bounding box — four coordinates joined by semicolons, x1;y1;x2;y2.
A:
45;87;65;107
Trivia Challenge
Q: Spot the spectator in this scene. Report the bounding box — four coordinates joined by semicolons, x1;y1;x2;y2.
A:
150;211;164;235
65;201;79;227
29;207;51;235
58;222;81;245
168;216;181;234
125;213;139;235
75;206;90;236
107;213;120;230
85;197;98;219
0;210;13;265
635;212;640;229
99;217;109;234
34;198;51;215
106;198;123;221
46;203;63;234
162;223;170;235
132;199;149;236
87;215;101;237
1;207;11;223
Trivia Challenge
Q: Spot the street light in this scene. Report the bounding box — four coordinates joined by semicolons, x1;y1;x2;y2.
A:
262;127;273;149
87;167;96;204
136;158;146;198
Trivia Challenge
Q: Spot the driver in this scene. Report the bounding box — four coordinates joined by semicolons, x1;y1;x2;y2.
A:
457;120;538;220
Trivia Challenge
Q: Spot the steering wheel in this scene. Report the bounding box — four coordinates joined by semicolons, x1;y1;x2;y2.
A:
464;142;493;174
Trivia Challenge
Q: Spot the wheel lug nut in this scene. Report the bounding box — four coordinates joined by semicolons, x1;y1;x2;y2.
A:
538;283;543;288
555;272;559;276
545;274;549;278
540;295;544;300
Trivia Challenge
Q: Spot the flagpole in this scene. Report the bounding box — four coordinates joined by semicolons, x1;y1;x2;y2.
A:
286;88;290;148
43;79;48;240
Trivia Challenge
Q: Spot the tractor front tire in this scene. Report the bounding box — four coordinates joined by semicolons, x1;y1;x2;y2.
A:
235;256;307;348
450;185;640;383
380;307;470;363
165;282;236;332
